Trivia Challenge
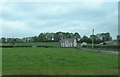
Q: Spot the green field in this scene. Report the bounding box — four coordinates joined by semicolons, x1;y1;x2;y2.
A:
2;48;118;75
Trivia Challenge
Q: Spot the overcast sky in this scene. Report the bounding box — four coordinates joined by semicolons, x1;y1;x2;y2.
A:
0;0;119;39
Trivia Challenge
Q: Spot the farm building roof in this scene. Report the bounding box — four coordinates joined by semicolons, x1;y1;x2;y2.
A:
105;40;118;45
60;38;76;42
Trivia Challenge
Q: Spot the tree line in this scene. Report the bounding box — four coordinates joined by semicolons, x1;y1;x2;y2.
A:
1;32;118;44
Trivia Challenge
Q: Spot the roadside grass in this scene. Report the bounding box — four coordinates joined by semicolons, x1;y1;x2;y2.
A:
2;48;118;75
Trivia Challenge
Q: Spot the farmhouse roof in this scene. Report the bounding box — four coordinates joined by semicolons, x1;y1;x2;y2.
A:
105;40;118;45
60;38;76;42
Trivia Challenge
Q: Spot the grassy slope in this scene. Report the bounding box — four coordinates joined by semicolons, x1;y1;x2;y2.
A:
2;48;118;75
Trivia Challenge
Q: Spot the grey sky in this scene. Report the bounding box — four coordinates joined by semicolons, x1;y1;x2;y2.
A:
1;0;118;39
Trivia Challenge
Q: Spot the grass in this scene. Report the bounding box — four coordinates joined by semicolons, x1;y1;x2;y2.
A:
0;48;2;76
2;48;118;75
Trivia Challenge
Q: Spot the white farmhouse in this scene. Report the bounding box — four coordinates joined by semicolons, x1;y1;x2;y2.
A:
60;38;77;47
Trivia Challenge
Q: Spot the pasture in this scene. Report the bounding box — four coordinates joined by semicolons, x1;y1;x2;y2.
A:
2;48;118;75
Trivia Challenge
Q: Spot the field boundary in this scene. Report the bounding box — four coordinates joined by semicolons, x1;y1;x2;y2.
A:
80;47;119;55
1;46;78;48
0;46;56;48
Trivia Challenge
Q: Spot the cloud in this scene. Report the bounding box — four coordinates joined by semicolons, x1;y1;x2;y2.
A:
0;0;119;3
2;20;31;37
1;2;118;39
